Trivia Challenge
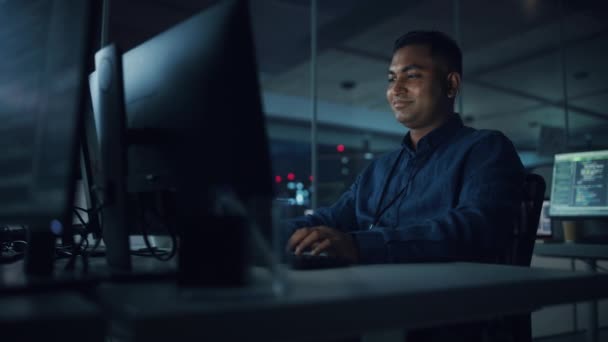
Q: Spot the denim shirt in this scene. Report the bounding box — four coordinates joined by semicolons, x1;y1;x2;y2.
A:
288;114;525;264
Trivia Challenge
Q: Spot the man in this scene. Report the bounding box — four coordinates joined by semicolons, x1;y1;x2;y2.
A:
285;30;525;342
287;30;524;266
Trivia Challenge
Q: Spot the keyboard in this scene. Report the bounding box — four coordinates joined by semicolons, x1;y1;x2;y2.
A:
287;251;351;270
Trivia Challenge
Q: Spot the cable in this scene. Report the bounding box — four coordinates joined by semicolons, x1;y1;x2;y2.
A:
89;236;104;255
10;240;27;252
75;198;177;261
73;208;88;228
0;228;26;264
73;203;105;254
78;203;107;214
65;208;92;271
147;205;177;259
133;193;177;261
74;203;106;217
1;242;25;263
73;206;89;214
136;205;174;261
90;202;105;252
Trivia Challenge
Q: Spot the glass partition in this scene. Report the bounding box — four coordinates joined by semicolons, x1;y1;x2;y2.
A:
252;0;608;212
250;1;313;216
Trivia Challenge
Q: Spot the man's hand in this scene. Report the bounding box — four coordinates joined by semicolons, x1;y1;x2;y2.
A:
286;226;358;263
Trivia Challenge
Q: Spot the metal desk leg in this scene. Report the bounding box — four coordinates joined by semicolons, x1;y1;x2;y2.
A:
585;259;598;342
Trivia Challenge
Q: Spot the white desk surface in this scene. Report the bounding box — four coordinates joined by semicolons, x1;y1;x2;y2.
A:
96;262;608;342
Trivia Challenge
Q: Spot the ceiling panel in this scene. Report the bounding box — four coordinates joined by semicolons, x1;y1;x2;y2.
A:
262;48;389;108
341;0;452;56
464;11;605;77
478;36;608;101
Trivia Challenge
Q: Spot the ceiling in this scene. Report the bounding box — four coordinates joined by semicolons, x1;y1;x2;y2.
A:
107;0;608;153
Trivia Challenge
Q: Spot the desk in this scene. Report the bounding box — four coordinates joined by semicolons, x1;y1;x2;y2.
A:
0;256;176;294
0;256;173;341
0;291;104;341
96;262;608;342
535;242;608;342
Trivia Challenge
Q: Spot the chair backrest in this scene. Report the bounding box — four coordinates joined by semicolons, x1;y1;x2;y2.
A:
489;173;546;342
507;173;546;267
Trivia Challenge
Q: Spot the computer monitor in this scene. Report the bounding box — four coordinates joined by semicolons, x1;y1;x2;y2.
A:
0;0;93;274
549;150;608;218
88;0;273;285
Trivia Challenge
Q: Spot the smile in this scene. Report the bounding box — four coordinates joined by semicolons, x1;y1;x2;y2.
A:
392;100;413;109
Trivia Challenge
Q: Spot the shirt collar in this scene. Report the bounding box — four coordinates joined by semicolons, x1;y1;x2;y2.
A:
401;113;464;156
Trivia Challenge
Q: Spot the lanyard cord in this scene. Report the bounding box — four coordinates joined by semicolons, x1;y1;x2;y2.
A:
369;149;430;230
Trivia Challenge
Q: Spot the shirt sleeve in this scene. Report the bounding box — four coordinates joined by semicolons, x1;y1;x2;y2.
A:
352;132;525;264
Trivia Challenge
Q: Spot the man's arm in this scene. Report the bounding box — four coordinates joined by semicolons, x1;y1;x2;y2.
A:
281;171;363;258
353;132;525;264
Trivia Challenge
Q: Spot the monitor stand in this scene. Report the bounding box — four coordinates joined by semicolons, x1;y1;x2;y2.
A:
93;44;131;272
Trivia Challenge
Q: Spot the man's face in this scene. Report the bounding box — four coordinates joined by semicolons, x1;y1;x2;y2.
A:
386;45;449;129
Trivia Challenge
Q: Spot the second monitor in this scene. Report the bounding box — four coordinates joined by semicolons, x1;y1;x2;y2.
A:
550;150;608;218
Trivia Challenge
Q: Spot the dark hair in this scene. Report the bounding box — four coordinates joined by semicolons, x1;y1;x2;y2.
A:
393;31;462;76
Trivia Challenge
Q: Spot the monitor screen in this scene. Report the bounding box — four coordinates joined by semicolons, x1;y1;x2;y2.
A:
0;0;92;227
549;150;608;218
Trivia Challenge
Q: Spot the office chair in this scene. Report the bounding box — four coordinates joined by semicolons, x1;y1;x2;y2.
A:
493;173;546;342
411;174;547;342
506;173;546;266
